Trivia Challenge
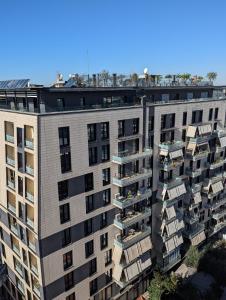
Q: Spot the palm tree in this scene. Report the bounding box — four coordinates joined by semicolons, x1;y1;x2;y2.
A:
207;72;217;84
100;70;109;86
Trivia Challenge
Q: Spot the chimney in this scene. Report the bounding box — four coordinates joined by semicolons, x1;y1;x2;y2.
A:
113;73;117;87
92;74;97;87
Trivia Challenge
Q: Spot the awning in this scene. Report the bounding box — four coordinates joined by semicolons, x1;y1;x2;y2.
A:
159;149;168;156
169;149;183;159
124;262;140;281
139;236;152;254
193;192;202;204
176;183;186;196
167;183;186;201
174;234;183;247
198;124;212;135
187;142;196;154
112;246;123;264
168;188;178;200
212;181;223;194
166;221;177;236
113;264;123;282
191;231;206;246
165;206;176;220
219;136;226;147
139;252;152;271
175;219;184;231
165;237;176;253
124;244;139;264
187;126;197;138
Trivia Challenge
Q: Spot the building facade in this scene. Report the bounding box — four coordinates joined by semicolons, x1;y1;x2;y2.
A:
0;79;226;300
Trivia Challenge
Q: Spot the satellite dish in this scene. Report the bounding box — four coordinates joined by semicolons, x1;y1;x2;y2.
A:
144;68;148;74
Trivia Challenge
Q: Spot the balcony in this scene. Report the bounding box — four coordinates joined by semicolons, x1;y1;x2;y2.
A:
183;223;204;239
33;284;40;297
5;134;14;143
186;149;209;161
7;179;15;190
112;148;152;164
209;158;226;170
191;183;202;193
114;225;151;249
25;139;34;150
212;197;226;210
27;217;34;229
159;177;182;190
26;191;34;203
17;281;24;294
113;168;152;187
114;208;152;230
10;224;18;236
7;157;15;167
189;136;209;144
28;240;36;253
15;262;23;277
212;208;226;220
113;188;152;209
210;221;226;235
161;254;181;272
184;214;199;225
159;141;184;152
186;168;202;178
159;158;184;172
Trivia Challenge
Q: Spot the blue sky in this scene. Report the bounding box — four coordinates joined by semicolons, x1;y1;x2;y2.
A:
0;0;226;85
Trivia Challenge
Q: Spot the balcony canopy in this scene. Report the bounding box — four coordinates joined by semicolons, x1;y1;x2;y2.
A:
219;136;226;147
165;234;183;253
187;124;212;138
191;231;206;246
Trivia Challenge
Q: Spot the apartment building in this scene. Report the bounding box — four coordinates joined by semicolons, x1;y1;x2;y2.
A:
0;78;225;300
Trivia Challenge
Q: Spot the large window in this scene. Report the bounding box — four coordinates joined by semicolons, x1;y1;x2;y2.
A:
215;107;219;120
89;258;97;276
132;118;139;134
118;120;125;137
84;219;93;236
161;113;175;130
59;127;70;148
60;152;71;173
85;173;94;192
89;147;97;165
182;112;187;126
63;251;73;270
192;110;203;124
90;278;98;296
85;240;94;258
86;195;94;213
100;233;108;250
87;124;96;142
101;122;109;140
64;271;74;291
103;189;111;206
58;180;68;201
62;228;71;247
60;203;70;224
101;145;110;162
102;168;110;186
209;108;213;121
100;212;108;229
104;249;112;266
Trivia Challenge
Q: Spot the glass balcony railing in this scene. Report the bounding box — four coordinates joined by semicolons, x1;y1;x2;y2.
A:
159;177;182;190
112;148;152;164
7;180;15;190
189;136;209;144
25;139;34;150
113;188;152;209
161;254;181;272
114;207;152;230
26;191;34;202
10;224;18;236
12;244;20;256
186;168;202;178
113;168;152;187
159;158;184;171
26;166;34;176
6;157;15;167
114;225;151;249
186;149;209;161
159;141;184;152
5;134;14;143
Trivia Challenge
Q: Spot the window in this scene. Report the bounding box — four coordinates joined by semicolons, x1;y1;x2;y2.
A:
192;110;203;124
59;127;70;148
102;168;110;186
66;293;75;300
18;202;23;219
105;268;112;284
197;160;201;169
100;212;107;229
103;189;111;206
57;98;65;110
1;243;6;258
161;113;175;129
86;195;94;213
85;173;94;192
58;180;68;201
17;128;23;147
18;176;23;196
62;228;71;247
90;278;97;296
61;152;71;173
182;129;186;142
84;219;93;236
89;147;97;165
17;152;23;172
214;122;217;130
182;112;187;126
63;251;73;270
104;249;112;266
85;240;94;258
60;204;70;224
100;233;108;250
87;124;96;142
101;145;110;162
215;108;219;120
89;258;97;276
118;120;125;137
64;271;74;291
209;108;213;121
132;118;139;134
101;122;109;140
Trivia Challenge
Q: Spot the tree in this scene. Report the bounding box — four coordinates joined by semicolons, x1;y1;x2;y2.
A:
207;72;217;83
100;70;109;86
184;245;200;268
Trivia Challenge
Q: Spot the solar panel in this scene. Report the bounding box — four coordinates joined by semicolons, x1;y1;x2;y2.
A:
64;78;77;88
0;79;30;89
